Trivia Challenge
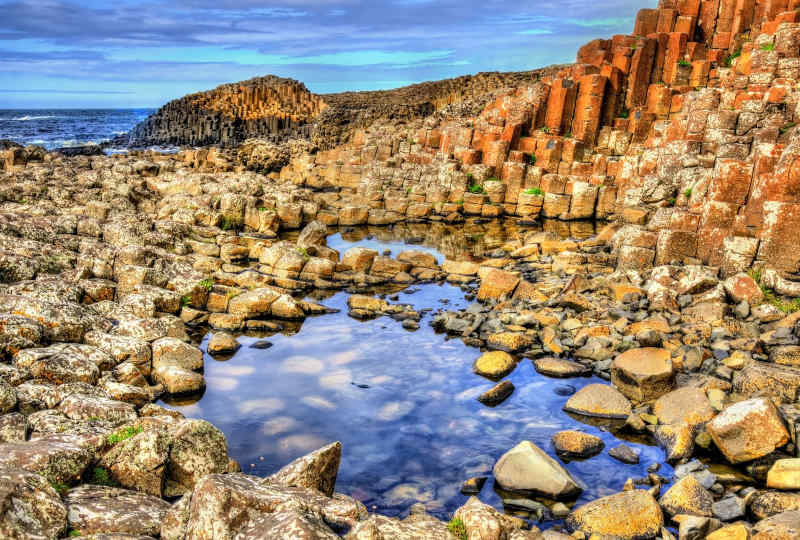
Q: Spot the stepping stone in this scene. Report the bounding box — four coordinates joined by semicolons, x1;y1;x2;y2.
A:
533;357;590;378
610;347;674;401
551;430;604;459
563;384;632;419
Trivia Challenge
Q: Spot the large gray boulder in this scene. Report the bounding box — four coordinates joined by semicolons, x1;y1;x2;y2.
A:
493;441;582;499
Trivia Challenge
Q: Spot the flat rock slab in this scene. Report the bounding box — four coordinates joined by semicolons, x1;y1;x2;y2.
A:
0;434;92;484
65;485;171;537
652;386;715;428
566;490;664;539
563;383;632;419
493;440;582;499
708;397;790;464
610;347;674;402
533;357;590;378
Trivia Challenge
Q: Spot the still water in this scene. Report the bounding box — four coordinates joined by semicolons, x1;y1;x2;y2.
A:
163;219;667;523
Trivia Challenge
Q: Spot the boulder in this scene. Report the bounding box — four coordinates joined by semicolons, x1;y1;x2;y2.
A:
563;383;632;419
610;347;674;401
752;510;800;540
207;333;239;355
659;475;713;517
151;337;203;372
723;273;764;304
453;496;529;540
14;347;100;386
707;398;790;464
269;441;341;497
0;382;16;414
65;485;171;537
165;419;229;496
566;490;664;539
652;387;715;428
551;430;604;459
751;491;800;520
101;429;171;496
493;440;582;499
0;434;92;485
474;351;517;380
0;464;67;539
296;221;328;249
768;459;800;490
477;269;520;301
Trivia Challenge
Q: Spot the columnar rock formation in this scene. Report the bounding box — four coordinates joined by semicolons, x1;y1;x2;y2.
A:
274;0;800;278
129;76;327;147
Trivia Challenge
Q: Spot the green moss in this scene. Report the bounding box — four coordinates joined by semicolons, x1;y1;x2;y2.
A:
539;126;550;134
51;481;69;495
447;517;467;540
199;278;214;291
748;268;800;313
678;59;691;67
90;467;117;487
182;295;191;307
529;154;537;165
107;425;143;446
524;187;544;196
760;42;775;51
467;184;486;195
68;530;82;537
725;49;741;67
684;188;693;199
668;197;677;206
780;122;797;135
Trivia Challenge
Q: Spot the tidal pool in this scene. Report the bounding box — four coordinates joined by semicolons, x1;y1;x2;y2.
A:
162;218;669;524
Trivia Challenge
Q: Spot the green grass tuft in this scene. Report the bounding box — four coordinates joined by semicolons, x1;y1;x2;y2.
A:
524;187;544;196
684;188;693;199
467;184;486;195
447;517;467;540
199;278;214;291
760;42;775;51
107;426;143;446
90;467;117;487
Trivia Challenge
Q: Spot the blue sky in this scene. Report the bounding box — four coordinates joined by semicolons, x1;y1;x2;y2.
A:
0;0;656;108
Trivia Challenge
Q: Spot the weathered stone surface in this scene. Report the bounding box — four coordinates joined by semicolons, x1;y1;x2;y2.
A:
533;357;590;378
551;430;604;458
563;383;632;419
0;434;92;484
768;459;800;490
659;474;713;517
707;398;790;464
652;387;715;428
474;351;517;380
751;491;800;520
566;490;664;539
752;510;800;540
0;464;67;539
610;347;674;401
65;485;171;537
166;419;229;496
493;440;582;499
101;429;170;496
269;441;341;497
454;496;529;540
477;269;520;301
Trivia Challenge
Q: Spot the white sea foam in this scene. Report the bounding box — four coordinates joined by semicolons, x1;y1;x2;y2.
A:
10;115;58;121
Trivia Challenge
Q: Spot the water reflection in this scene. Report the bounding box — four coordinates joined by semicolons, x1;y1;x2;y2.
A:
162;281;665;523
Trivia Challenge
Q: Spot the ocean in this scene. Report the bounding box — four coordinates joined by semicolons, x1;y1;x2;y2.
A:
0;109;154;151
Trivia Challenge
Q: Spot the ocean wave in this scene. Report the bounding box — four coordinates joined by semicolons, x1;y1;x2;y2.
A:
10;115;59;121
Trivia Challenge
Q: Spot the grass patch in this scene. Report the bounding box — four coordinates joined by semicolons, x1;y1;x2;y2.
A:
748;268;800;313
539;126;550;134
619;108;629;119
455;199;464;206
678;59;691;67
199;278;214;292
68;531;82;537
780;122;797;135
220;217;238;231
684;187;693;199
524;187;544;196
51;481;69;496
467;184;486;195
107;426;143;446
725;49;741;67
182;295;191;307
761;42;775;51
447;517;467;540
296;247;310;260
529;154;537;165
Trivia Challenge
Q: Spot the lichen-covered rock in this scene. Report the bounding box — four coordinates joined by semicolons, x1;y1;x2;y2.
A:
14;347;101;385
551;430;604;459
652;387;715;428
473;351;516;380
454;496;530;540
101;429;171;496
0;314;43;359
58;394;138;426
493;440;582;499
752;510;800;540
610;347;674;402
269;441;341;497
0;464;67;539
166;419;229;496
566;490;664;539
0;434;93;485
65;485;171;537
0;413;26;443
659;474;713;517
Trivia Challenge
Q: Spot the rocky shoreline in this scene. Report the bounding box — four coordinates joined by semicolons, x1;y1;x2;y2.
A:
3;0;800;538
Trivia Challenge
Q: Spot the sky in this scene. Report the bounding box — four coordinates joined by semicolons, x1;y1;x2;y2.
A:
0;0;657;109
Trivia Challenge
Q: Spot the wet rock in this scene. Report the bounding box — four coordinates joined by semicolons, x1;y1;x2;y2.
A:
609;444;640;464
65;485;171;537
478;380;515;406
0;464;67;539
752;510;800;540
659;475;714;517
610;347;674;402
269;441;341;497
707;398;790;464
473;351;517;380
461;476;487;495
533;357;590;378
207;332;239;355
551;430;604;459
493;440;582;499
563;383;633;419
566;490;664;539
